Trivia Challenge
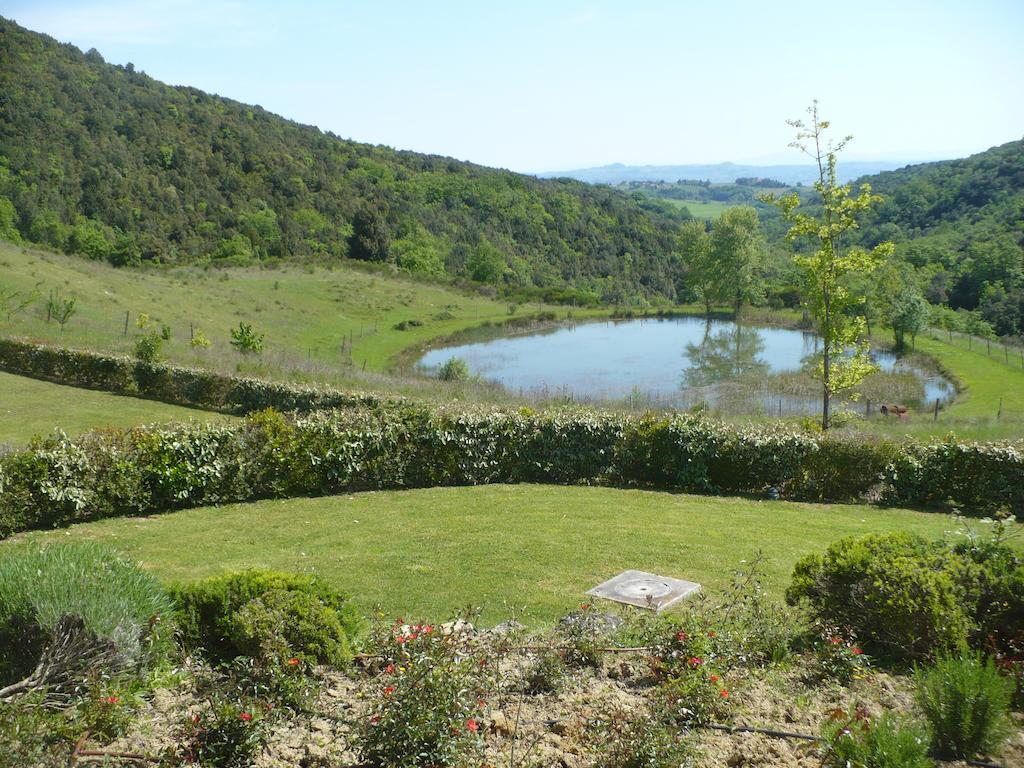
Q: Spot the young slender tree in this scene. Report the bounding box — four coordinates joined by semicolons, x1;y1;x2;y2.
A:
890;288;930;352
710;205;762;318
678;219;716;316
761;101;894;430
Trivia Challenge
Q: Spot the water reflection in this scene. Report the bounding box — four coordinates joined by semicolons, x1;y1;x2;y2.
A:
682;322;769;388
416;317;955;414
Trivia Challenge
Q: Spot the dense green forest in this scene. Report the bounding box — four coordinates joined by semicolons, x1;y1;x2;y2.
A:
0;18;687;305
1;17;1021;334
852;141;1024;335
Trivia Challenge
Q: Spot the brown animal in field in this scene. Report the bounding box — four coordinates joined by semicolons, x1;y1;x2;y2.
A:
880;403;909;420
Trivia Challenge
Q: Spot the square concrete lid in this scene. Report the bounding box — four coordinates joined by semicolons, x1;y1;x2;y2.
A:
586;569;702;613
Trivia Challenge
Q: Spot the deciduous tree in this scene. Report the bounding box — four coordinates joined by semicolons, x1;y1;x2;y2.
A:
761;102;894;430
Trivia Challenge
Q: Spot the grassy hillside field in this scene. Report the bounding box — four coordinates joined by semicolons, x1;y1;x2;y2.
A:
6;484;986;626
2;241;1022;443
0;371;230;445
0;241;583;379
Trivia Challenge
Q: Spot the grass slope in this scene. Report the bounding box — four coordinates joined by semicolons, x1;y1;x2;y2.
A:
14;484;980;625
0;241;573;376
916;333;1024;419
0;370;230;445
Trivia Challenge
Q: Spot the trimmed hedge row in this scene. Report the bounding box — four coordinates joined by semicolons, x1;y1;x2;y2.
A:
1;407;1021;537
0;337;391;414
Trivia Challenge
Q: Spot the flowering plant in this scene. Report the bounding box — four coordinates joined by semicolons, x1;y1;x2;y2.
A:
815;625;870;682
357;619;488;768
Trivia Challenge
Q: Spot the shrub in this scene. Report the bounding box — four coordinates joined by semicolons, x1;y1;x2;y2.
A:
133;332;163;363
171;569;362;665
915;653;1014;760
591;712;693;768
523;650;566;695
0;359;1020;540
786;534;970;661
820;708;931;768
358;623;486;768
228;322;264;355
436;356;470;382
656;666;731;725
0;541;174;685
949;533;1024;653
177;693;268;768
229;588;352;666
813;625;871;683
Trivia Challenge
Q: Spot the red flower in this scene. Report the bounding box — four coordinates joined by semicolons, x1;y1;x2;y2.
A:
408;632;418;641
466;718;479;733
830;636;843;645
851;647;863;655
370;715;380;725
385;663;396;674
707;631;716;638
580;603;591;611
240;712;253;722
687;657;704;668
422;625;433;634
479;658;488;667
396;635;407;644
720;689;729;698
675;631;688;642
384;686;395;696
287;657;300;666
477;699;486;709
105;695;120;704
710;674;720;683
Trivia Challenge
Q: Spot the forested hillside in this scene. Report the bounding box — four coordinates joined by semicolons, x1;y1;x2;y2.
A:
0;18;685;304
854;139;1024;335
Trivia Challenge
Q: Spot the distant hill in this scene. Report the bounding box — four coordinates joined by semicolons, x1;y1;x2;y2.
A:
538;161;910;186
0;18;686;305
852;138;1024;334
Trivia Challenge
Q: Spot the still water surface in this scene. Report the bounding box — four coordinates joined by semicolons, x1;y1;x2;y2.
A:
419;317;954;413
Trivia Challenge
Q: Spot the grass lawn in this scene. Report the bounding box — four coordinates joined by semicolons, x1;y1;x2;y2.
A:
14;484;983;626
848;330;1024;441
916;332;1024;419
0;370;231;445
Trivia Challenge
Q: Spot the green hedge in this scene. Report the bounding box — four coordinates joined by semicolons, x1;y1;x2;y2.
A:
0;337;391;414
1;406;1021;537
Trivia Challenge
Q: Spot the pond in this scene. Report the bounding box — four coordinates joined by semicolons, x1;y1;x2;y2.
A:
418;317;955;415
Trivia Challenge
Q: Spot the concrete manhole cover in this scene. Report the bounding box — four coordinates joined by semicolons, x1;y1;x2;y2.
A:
586;569;701;613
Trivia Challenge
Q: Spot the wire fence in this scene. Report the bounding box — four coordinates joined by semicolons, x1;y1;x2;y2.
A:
929;326;1024;369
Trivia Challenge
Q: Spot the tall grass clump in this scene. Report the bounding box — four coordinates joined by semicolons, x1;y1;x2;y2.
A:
0;540;175;683
820;708;931;768
915;653;1014;760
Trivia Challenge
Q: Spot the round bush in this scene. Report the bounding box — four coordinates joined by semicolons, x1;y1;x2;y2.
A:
229;588;352;666
171;569;363;664
786;533;970;662
0;540;175;683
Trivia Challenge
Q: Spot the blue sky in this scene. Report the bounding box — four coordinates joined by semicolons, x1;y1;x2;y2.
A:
6;0;1023;172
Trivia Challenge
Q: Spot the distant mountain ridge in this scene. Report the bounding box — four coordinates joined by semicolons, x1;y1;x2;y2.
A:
538;161;912;186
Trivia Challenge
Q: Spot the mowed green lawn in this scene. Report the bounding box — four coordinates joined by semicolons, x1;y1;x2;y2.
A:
16;484;979;626
0;370;231;445
917;333;1024;420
